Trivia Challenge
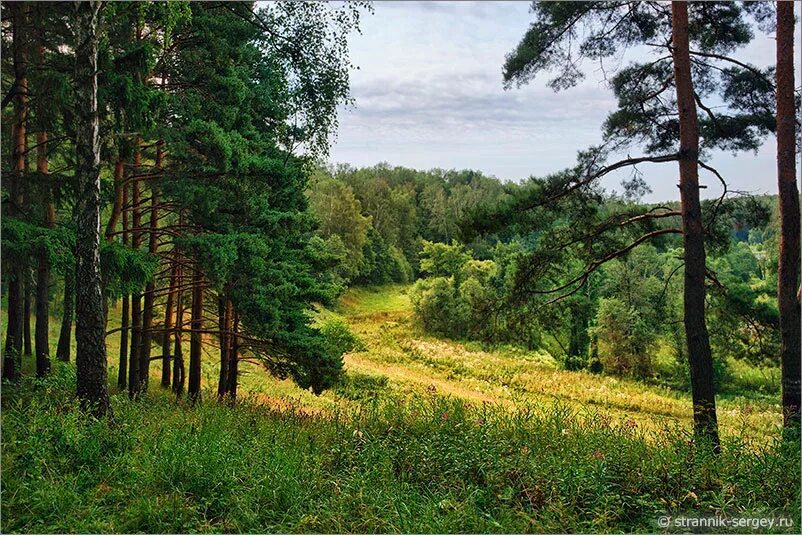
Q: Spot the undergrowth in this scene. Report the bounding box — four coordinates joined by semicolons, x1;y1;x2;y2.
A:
2;363;799;533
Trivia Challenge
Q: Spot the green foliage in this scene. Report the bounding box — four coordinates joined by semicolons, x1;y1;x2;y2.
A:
318;317;365;356
308;177;372;279
2;367;798;533
593;298;654;379
333;371;389;401
419;240;471;279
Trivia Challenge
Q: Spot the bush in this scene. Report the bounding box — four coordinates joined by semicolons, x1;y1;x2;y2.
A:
409;277;466;338
594;298;654;379
318;317;365;356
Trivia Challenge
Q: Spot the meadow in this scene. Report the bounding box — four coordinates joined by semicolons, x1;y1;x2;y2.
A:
2;284;799;533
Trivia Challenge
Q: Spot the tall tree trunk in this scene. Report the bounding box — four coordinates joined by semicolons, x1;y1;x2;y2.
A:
776;0;801;430
227;310;239;400
117;162;129;389
188;267;203;404
671;1;719;451
128;142;143;398
73;0;110;417
105;155;125;240
172;262;185;397
35;108;54;377
139;140;162;388
3;2;28;381
56;268;73;362
161;253;178;388
172;213;185;397
217;295;230;398
23;279;33;356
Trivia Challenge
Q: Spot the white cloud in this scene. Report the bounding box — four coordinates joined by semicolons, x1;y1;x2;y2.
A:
330;1;794;202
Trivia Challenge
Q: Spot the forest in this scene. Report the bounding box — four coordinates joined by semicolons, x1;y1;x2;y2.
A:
1;1;800;533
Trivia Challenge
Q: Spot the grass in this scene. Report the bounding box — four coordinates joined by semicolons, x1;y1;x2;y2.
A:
1;283;799;532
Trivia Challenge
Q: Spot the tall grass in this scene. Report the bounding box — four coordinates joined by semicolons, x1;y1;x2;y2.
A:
2;364;799;533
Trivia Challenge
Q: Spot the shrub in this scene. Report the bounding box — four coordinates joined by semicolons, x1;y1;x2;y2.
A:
318;317;365;356
594;298;654;379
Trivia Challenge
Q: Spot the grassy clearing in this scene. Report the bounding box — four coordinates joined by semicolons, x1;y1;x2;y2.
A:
2;364;799;534
333;285;783;440
1;284;798;533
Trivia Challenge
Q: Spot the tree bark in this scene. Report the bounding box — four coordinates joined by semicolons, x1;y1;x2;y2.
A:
56;268;73;362
139;140;162;388
172;262;185;397
128;143;143;398
104;155;125;241
35;127;54;377
161;253;179;388
188;267;204;404
117;160;129;389
671;1;719;451
3;1;28;381
227;310;239;400
73;0;110;417
776;0;801;430
217;295;230;398
23;279;33;357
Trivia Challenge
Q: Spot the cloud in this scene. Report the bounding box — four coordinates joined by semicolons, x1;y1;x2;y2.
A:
330;1;788;201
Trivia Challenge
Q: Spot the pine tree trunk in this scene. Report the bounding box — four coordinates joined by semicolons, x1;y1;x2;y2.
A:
776;0;801;430
23;280;33;357
118;163;129;389
128;143;143;398
671;1;719;451
227;310;239;400
217;295;230;398
139;141;162;389
188;268;204;404
35;130;53;377
3;2;28;382
73;0;110;417
56;268;73;362
161;254;178;388
104;156;125;240
172;264;185;397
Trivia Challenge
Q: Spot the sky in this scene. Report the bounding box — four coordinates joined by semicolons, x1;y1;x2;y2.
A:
327;1;799;203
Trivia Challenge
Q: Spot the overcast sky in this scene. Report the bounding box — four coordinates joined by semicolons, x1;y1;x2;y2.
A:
328;1;799;203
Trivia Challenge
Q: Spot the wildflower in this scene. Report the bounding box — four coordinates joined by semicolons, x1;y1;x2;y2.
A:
441;411;449;421
624;419;638;429
475;417;485;426
592;450;605;460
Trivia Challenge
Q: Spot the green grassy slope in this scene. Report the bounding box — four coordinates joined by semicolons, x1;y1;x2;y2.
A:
1;284;798;533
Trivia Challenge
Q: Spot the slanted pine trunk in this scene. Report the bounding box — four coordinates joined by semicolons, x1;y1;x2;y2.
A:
188;268;204;403
73;0;110;417
671;1;719;451
776;0;801;430
56;269;73;362
128;143;143;398
3;2;28;381
140;140;163;388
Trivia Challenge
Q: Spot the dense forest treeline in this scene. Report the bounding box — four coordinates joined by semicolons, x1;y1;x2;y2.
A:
308;162;785;392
